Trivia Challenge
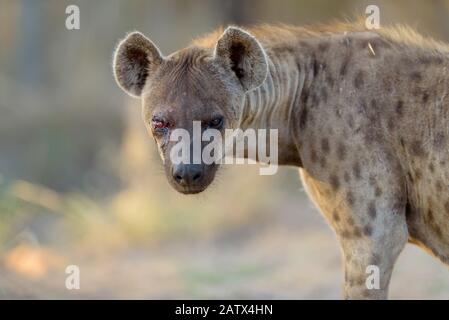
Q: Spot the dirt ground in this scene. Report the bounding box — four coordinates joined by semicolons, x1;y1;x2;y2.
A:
2;194;449;300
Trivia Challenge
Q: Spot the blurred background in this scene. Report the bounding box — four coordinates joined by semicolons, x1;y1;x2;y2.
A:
1;0;449;299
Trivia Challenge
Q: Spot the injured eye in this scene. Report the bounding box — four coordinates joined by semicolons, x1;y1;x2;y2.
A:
151;117;170;133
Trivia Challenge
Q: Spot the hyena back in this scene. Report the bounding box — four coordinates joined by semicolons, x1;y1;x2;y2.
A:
113;22;449;299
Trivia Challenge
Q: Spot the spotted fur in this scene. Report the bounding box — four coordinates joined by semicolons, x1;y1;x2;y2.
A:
113;22;449;299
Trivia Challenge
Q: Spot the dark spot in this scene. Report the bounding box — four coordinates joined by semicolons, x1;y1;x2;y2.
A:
347;216;354;226
321;138;330;153
332;211;340;222
347;114;355;129
368;202;377;219
410;71;422;82
400;56;413;66
310;148;318;163
418;56;432;64
354;70;364;89
357;99;368;115
427;209;434;223
434;225;443;238
419;55;444;65
370;255;381;268
375;186;382;197
422;92;429;104
320;87;328;103
353;162;361;179
309;91;320;107
444;201;449;214
299;105;308;129
393;194;406;214
395;100;404;117
339;50;352;76
433;132;445;149
407;172;413;183
344;171;351;183
341;230;351;238
353;227;362;238
300;87;309;105
435;180;443;193
312;56;319;77
429;162;435;173
319;156;327;168
414;169;422;181
345;253;352;263
412;86;422;98
387;118;395;131
364;128;382;146
335;108;342;118
410;140;425;157
363;225;373;236
353;275;366;286
326;73;335;87
329;174;340;190
337;143;347;161
318;41;330;52
383;77;392;93
346;191;355;207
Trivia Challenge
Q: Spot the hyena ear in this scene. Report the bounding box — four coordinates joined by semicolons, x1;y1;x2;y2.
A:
113;31;164;98
214;26;268;92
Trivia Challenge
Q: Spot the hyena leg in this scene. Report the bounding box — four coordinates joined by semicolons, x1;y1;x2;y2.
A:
341;200;408;299
300;165;409;299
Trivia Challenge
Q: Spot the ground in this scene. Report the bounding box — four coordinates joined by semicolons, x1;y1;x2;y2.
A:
2;190;449;299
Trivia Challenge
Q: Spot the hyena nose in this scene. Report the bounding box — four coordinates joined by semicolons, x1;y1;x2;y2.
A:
172;164;204;186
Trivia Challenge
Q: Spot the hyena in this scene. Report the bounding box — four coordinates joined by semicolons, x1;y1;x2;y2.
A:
113;22;449;299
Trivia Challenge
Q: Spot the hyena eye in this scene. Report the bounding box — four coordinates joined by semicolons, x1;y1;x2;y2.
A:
208;116;224;129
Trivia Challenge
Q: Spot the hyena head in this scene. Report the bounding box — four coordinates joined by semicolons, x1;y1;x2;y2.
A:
113;27;268;194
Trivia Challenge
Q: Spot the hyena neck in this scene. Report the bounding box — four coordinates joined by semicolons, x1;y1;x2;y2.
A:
238;37;324;167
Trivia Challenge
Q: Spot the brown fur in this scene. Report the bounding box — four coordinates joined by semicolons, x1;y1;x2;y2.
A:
113;22;449;299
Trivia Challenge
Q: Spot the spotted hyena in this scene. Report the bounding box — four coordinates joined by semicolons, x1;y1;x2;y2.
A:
113;22;449;299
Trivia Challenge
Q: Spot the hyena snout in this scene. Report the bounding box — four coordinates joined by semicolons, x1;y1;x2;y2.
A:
172;163;204;186
169;163;217;194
